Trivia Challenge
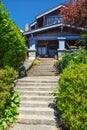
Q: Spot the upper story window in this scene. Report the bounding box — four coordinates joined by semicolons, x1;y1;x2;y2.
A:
47;15;62;26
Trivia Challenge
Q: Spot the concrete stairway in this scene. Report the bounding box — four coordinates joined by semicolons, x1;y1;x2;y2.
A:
12;58;61;130
27;58;56;76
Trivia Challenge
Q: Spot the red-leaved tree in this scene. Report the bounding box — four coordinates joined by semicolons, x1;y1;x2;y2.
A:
60;0;87;28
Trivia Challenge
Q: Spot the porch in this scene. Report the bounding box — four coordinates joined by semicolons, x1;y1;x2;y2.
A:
36;40;58;58
28;36;80;59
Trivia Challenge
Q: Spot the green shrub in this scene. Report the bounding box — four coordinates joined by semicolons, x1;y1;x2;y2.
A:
0;66;17;85
0;67;17;113
0;2;27;69
0;66;18;130
33;59;40;65
54;62;87;130
62;50;87;70
0;91;20;130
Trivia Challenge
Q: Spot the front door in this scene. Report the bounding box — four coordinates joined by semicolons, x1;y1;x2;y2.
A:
37;47;47;56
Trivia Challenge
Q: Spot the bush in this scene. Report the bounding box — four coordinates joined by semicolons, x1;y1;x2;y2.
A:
0;66;19;130
62;50;87;70
54;62;87;130
33;59;40;65
0;2;27;69
0;91;20;130
0;66;17;113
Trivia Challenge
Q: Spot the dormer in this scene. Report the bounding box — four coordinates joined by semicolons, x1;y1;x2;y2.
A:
35;4;64;28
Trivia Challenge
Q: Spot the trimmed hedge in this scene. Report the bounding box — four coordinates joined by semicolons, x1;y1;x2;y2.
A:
55;62;87;130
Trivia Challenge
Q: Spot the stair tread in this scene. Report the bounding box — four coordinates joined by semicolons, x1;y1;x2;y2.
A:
19;107;54;111
18;114;56;120
20;100;52;104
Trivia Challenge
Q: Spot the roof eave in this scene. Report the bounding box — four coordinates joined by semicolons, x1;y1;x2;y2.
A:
36;4;64;19
24;23;63;35
24;24;87;35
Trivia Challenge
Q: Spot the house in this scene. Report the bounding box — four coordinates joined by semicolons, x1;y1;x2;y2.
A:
24;4;87;59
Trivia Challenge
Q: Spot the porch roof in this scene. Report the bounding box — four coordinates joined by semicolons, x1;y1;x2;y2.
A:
30;35;81;40
24;23;87;35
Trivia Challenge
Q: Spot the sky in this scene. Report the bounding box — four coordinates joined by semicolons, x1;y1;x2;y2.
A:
2;0;66;31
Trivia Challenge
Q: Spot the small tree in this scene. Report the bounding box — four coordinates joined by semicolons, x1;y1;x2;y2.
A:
0;2;27;69
60;0;87;28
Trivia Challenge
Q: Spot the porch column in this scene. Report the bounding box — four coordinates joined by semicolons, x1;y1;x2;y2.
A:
57;37;66;60
28;38;36;59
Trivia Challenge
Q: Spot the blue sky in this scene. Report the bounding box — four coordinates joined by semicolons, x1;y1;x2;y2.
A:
2;0;66;30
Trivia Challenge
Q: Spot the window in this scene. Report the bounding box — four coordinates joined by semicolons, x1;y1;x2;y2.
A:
47;15;62;26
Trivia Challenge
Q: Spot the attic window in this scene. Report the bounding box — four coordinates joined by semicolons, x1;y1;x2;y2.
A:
47;15;62;25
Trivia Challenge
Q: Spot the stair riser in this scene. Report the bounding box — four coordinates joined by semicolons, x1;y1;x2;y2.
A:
17;81;58;85
16;83;58;86
21;97;54;102
19;92;51;96
16;87;54;91
32;68;53;71
29;69;53;71
28;72;55;76
19;110;55;116
20;103;51;108
17;118;57;126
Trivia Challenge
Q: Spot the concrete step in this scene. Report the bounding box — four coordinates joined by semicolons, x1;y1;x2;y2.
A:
30;69;54;72
17;114;58;126
20;101;53;108
17;76;58;80
20;95;54;102
32;66;53;68
17;79;58;84
18;90;52;96
16;86;55;91
16;82;58;86
10;124;61;130
28;73;56;76
19;107;56;116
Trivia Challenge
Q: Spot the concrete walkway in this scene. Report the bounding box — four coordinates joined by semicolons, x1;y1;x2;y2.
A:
10;58;61;130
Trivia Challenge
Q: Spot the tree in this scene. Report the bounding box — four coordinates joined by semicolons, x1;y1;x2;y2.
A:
0;2;27;69
60;0;87;28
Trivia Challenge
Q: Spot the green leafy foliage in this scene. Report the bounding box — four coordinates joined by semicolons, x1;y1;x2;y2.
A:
0;66;19;130
0;66;17;114
0;2;27;69
62;50;87;70
77;34;87;49
0;91;20;130
33;59;40;65
54;62;87;130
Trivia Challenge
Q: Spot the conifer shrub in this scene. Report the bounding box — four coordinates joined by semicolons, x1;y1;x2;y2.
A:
54;62;87;130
